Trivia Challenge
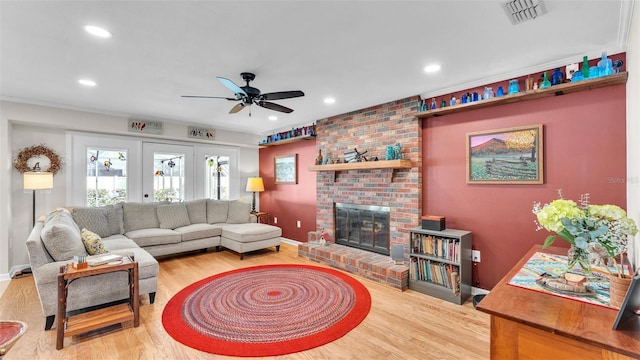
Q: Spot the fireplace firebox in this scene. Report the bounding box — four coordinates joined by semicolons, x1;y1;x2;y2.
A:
334;203;390;255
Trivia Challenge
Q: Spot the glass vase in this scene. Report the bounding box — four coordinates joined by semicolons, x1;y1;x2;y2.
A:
567;245;591;274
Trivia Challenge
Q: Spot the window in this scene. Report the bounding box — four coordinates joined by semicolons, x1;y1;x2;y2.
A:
153;152;185;202
206;155;230;200
86;148;127;206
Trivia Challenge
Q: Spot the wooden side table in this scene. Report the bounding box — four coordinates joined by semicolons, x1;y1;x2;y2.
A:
56;256;139;350
253;211;271;224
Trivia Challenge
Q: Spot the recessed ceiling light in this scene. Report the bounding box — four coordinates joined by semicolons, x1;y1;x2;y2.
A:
78;79;97;87
424;64;441;73
84;25;112;38
268;115;278;121
324;97;336;104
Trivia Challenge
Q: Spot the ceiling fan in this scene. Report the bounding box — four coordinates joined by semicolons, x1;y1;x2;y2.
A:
182;72;304;114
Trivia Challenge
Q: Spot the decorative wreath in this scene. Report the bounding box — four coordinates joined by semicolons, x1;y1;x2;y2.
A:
14;144;63;175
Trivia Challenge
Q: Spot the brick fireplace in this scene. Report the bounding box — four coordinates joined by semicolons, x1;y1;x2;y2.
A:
298;96;422;290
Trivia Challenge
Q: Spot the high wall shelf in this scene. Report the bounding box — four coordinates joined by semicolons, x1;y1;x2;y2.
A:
416;72;628;119
259;134;316;147
308;159;412;172
409;227;472;305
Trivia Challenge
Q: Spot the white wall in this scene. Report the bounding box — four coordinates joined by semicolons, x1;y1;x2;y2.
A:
628;2;640;270
1;101;261;275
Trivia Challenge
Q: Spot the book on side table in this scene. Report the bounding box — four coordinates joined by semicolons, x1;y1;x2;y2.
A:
87;254;123;266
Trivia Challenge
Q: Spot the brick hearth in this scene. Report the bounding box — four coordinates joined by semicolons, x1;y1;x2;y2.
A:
298;243;409;290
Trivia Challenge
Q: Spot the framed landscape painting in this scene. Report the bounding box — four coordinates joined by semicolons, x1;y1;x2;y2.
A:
274;154;297;184
466;124;544;184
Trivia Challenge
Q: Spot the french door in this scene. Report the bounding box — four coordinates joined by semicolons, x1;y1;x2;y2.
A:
142;143;194;202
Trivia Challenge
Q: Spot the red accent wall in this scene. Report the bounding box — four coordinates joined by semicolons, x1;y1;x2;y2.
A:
423;84;627;289
259;139;317;241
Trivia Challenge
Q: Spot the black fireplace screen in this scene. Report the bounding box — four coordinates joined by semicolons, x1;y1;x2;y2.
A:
334;203;390;255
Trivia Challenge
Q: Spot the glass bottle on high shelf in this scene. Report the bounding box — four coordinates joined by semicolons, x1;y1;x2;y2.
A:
582;56;590;79
540;72;551;89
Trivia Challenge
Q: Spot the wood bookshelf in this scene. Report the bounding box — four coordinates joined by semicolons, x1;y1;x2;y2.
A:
416;72;628;119
259;134;316;147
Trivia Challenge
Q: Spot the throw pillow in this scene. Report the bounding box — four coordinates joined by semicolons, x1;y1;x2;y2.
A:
227;201;251;224
106;202;125;235
80;228;109;255
41;209;87;261
206;199;230;224
157;203;191;229
72;207;111;238
185;199;206;224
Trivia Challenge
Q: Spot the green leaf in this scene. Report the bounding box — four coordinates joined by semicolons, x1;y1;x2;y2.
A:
542;235;558;248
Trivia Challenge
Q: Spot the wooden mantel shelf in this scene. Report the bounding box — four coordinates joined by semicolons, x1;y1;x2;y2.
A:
308;159;412;172
416;71;628;119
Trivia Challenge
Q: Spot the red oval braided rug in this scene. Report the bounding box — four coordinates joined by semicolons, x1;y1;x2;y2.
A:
162;264;371;357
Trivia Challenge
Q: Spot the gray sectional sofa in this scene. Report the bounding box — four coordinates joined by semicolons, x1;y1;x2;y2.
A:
26;199;282;330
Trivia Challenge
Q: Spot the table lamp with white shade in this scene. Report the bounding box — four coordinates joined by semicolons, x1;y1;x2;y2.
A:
246;177;265;213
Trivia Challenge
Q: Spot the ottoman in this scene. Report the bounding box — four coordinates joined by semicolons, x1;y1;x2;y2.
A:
221;223;282;259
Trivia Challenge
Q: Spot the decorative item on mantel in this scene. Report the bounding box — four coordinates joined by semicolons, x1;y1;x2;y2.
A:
533;189;638;308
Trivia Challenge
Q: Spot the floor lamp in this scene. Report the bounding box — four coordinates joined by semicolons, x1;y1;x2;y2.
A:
23;168;54;227
246;177;264;213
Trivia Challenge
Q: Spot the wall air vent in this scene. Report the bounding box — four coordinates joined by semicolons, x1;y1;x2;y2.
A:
503;0;548;25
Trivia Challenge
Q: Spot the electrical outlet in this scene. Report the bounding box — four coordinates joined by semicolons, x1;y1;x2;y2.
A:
472;250;481;263
296;220;301;228
273;217;278;224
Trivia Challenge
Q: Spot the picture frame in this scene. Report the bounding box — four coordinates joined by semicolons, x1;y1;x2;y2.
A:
466;124;544;184
274;154;297;184
612;273;640;330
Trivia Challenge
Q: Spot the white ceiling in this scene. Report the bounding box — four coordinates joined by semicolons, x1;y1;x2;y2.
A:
0;1;634;136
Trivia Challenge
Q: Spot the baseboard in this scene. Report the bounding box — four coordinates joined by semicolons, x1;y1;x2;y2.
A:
0;273;10;281
10;264;31;279
280;237;301;246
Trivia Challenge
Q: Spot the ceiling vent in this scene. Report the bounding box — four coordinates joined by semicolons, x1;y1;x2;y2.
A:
503;0;548;25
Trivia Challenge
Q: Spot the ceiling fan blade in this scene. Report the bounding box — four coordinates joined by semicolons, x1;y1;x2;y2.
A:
217;77;247;97
181;95;237;100
260;90;305;101
229;102;247;114
258;101;294;113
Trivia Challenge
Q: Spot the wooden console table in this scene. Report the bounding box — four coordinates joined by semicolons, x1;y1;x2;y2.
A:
476;245;639;359
56;257;139;350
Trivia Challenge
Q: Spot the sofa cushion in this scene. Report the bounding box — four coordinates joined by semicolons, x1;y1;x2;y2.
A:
221;223;282;243
206;200;230;224
123;203;160;232
41;209;88;261
125;228;181;247
72;207;110;238
175;223;223;241
227;201;251;224
106;247;159;280
185;199;206;224
101;235;138;250
80;228;109;255
157;203;191;229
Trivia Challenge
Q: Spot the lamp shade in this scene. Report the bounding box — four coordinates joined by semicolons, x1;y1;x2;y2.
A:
246;177;265;192
23;172;54;190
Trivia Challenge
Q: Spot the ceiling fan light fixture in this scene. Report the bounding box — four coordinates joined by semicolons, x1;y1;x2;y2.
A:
502;0;547;25
84;25;112;38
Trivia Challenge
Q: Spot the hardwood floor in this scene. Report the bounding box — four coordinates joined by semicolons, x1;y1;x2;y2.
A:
0;243;490;359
